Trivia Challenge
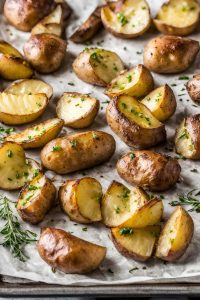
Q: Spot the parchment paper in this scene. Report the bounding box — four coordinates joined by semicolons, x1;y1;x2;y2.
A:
1;0;200;286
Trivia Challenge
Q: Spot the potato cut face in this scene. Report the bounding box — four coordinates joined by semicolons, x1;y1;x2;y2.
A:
175;120;195;158
101;0;150;37
112;225;160;260
0;142;41;190
156;206;194;261
88;48;124;84
156;0;199;28
117;95;162;129
142;86;165;113
101;181;150;227
5;79;53;99
56;93;99;126
0;40;22;57
0;56;33;80
76;177;102;221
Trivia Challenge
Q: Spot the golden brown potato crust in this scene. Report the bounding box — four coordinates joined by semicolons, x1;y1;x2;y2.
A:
37;227;106;274
187;74;200;103
117;150;181;192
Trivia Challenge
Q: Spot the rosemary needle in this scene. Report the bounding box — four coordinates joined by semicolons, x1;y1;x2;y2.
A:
0;196;37;262
170;189;200;213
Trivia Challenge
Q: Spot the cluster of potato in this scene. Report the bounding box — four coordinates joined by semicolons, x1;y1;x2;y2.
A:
0;0;200;275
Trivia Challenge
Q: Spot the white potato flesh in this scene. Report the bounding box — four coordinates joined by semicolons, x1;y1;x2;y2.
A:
43;5;62;24
0;41;22;57
175;120;194;157
142;86;165;112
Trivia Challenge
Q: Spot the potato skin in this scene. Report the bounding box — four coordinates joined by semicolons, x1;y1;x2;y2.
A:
117;150;181;192
41;131;116;174
153;19;199;37
187;74;200;103
24;34;67;73
143;35;200;74
37;227;106;274
17;176;56;224
4;0;55;32
106;97;166;149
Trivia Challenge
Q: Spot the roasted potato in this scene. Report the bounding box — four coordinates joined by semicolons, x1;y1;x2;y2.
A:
4;0;55;32
70;6;103;43
186;74;200;103
5;79;53;99
17;174;56;224
41;131;116;174
143;35;199;74
101;181;163;228
37;227;106;274
59;177;102;224
72;48;124;87
101;0;151;39
105;64;154;98
111;225;161;261
0;40;33;80
141;84;177;122
106;95;166;149
5;118;64;149
117;150;181;192
154;0;200;36
156;206;194;262
175;114;200;160
56;93;99;128
0;92;48;125
24;33;67;74
0;142;41;190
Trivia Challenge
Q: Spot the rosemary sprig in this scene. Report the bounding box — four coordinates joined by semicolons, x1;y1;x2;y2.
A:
0;196;37;261
170;189;200;212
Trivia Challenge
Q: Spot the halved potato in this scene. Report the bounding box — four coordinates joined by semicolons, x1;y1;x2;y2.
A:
72;48;124;87
154;0;200;36
17;173;56;224
105;64;154;98
111;225;161;261
141;84;177;122
5;79;53;99
0;92;48;125
156;206;194;262
0;142;41;190
102;181;151;227
70;6;103;43
101;0;151;39
5;118;64;149
56;93;99;128
106;95;166;149
175;114;200;159
59;177;102;224
0;41;33;80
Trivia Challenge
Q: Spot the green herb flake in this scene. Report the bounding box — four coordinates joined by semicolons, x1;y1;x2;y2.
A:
178;76;189;80
191;169;198;173
127;74;132;83
117;12;128;26
119;227;134;235
69;140;77;148
129;267;139;273
130;152;135;160
179;129;189;140
6;149;13;158
52;146;62;152
92;132;100;140
68;82;75;86
82;227;87;231
107;268;114;274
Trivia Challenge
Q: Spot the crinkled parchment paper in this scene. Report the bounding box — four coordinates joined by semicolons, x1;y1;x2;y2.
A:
1;0;200;286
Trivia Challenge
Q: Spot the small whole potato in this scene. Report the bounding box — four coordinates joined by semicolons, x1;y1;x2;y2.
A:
4;0;55;32
143;35;199;74
24;34;67;73
187;74;200;103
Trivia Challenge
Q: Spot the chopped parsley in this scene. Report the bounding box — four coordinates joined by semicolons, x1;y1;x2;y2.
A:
191;169;198;173
70;140;77;148
92;133;99;140
129;267;139;273
130;152;135;160
82;227;87;231
119;227;134;235
52;146;62;152
179;129;189;140
68;82;75;86
178;76;189;80
107;268;114;274
127;74;132;83
117;12;128;26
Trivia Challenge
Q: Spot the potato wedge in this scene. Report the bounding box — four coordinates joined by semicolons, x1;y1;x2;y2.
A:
106;95;166;149
141;85;177;122
175;114;200;160
70;6;103;43
56;92;99;128
186;74;200;103
143;35;200;74
41;131;116;174
117;150;181;192
154;0;200;36
5;79;53;99
72;47;124;87
0;40;33;80
156;206;194;262
101;0;151;39
17;174;56;224
59;177;102;224
111;225;161;261
0;92;48;125
5;118;64;149
105;64;154;98
0;142;41;190
37;227;106;274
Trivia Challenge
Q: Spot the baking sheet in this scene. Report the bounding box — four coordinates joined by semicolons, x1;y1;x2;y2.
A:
1;0;200;286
